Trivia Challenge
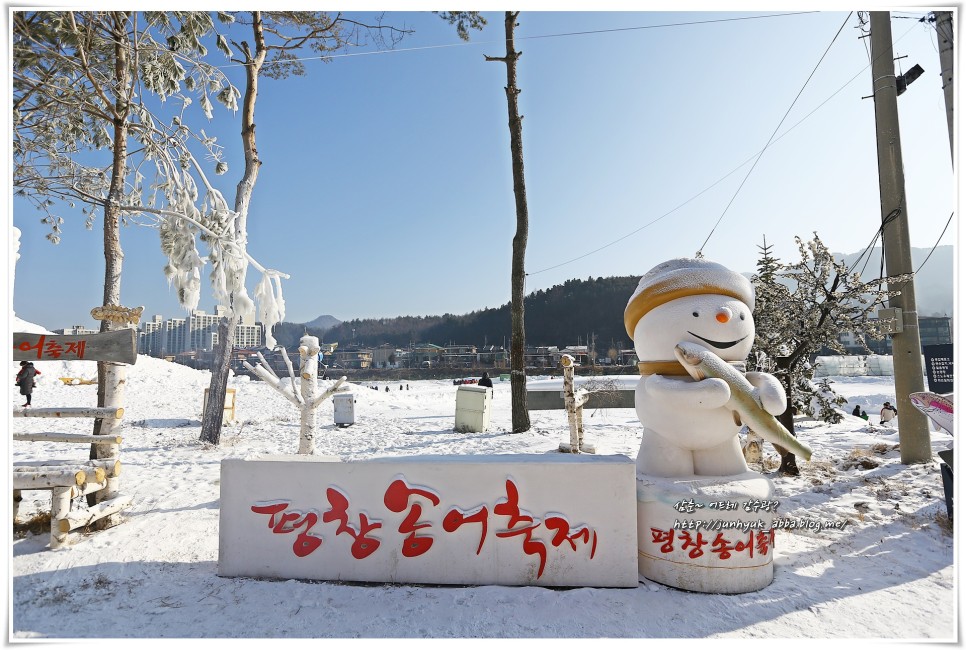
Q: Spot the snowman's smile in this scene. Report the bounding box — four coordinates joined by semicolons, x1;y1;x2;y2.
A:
687;331;748;350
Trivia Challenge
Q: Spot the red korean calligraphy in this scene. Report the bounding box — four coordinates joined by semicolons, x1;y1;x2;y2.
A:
494;479;547;577
442;505;489;555
251;500;322;558
755;529;775;556
17;336;44;360
43;339;64;358
710;532;736;559
649;527;776;561
544;515;598;559
650;528;675;553
322;487;383;559
65;340;87;358
384;477;441;558
250;475;601;577
15;335;88;360
678;530;708;559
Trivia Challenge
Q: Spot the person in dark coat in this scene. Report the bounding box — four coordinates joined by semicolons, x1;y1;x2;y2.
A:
852;405;861;417
16;360;40;407
478;372;493;388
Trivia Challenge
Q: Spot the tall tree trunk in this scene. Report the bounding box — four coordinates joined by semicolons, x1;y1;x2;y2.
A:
200;316;237;445
487;11;530;433
90;12;132;522
199;11;266;444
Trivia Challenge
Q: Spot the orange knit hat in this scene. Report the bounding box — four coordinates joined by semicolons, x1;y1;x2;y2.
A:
624;258;755;339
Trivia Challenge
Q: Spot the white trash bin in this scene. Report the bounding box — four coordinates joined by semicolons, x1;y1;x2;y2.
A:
333;391;355;427
455;385;492;433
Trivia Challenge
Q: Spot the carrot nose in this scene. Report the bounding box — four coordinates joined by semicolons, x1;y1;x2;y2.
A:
716;308;732;323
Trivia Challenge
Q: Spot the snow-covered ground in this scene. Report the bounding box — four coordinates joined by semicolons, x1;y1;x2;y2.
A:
8;319;956;640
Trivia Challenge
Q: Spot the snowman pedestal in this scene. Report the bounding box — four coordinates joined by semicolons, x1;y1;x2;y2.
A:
636;471;776;594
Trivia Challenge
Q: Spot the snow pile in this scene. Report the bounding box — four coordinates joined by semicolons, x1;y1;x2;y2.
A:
9;330;956;639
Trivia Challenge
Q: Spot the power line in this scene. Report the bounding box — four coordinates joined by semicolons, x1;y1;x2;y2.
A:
696;12;853;255
528;42;871;278
527;16;925;279
914;211;954;275
220;12;819;69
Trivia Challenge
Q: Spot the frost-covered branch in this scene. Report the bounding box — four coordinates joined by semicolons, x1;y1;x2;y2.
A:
750;232;910;426
242;360;301;407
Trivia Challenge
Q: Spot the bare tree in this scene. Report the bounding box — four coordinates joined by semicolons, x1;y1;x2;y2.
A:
199;11;411;445
486;11;531;433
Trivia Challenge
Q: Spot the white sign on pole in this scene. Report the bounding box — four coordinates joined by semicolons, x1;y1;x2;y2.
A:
219;454;639;588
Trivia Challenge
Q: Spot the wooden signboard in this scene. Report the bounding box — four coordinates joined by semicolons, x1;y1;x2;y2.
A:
13;329;137;365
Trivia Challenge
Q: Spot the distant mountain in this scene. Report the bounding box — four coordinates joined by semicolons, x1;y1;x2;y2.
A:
835;246;953;317
304;314;341;331
271;315;341;348
323;276;641;350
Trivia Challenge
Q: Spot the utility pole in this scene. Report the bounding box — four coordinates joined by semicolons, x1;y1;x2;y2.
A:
869;11;931;464
933;11;955;161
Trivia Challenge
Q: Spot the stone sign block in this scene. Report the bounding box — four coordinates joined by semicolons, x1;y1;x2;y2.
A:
219;454;638;587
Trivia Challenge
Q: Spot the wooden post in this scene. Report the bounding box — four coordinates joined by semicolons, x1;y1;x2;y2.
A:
13;407;124;420
13;432;122;444
244;342;346;455
57;494;134;535
14;459;119;479
558;355;594;453
298;336;320;455
13;469;87;489
50;487;72;549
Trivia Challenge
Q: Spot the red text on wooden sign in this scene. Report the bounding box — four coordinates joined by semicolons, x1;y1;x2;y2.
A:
16;335;87;360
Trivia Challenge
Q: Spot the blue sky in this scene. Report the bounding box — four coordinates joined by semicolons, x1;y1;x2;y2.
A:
9;9;957;331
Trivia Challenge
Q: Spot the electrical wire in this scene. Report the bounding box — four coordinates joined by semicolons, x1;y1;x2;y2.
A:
914;211;954;275
522;14;945;290
528;21;882;278
696;12;853;255
220;11;820;69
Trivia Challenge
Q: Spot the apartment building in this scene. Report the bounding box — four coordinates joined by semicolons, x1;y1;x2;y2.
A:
138;307;263;358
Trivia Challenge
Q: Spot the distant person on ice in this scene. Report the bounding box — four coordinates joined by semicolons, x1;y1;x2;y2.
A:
16;360;40;407
478;372;493;388
880;402;897;424
852;405;861;417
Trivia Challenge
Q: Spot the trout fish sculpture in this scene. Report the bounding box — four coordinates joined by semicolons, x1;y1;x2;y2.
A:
674;341;812;461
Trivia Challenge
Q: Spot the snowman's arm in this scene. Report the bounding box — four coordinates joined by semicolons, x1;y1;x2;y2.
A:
644;374;731;409
745;372;787;416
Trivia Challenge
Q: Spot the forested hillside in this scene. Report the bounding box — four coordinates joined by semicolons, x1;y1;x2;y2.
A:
301;276;641;350
272;244;953;351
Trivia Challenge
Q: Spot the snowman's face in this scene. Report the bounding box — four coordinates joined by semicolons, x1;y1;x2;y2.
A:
633;294;755;362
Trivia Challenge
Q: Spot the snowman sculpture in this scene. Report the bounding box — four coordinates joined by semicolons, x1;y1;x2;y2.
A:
625;258;807;594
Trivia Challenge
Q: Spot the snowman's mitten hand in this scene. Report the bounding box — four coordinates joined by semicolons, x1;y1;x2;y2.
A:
645;374;730;408
746;372;787;415
695;377;732;408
